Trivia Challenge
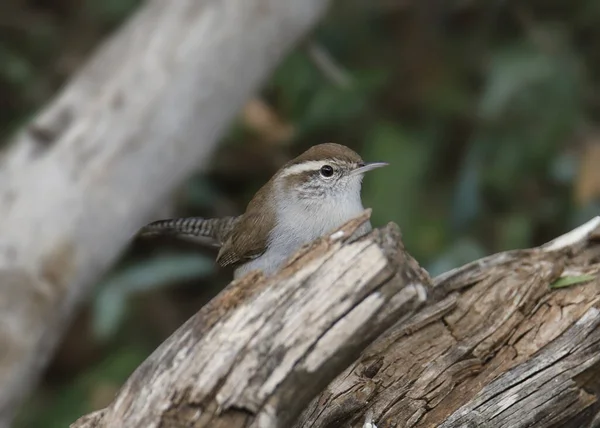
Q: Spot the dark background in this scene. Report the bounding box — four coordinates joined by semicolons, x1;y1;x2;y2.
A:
2;0;599;426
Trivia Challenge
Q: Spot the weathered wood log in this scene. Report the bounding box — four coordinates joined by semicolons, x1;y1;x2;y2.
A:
296;216;600;428
0;0;331;425
71;214;600;428
70;211;431;428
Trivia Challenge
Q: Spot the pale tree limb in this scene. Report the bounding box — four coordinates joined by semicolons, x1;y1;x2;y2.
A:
0;0;331;425
296;216;600;428
70;211;432;428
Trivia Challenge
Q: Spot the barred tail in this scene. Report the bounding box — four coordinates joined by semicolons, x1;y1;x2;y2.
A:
138;216;239;244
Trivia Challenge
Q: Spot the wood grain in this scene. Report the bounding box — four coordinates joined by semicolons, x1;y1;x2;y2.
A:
70;211;432;428
296;217;600;428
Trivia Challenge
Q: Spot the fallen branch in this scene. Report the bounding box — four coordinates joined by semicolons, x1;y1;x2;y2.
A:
70;211;431;428
296;216;600;428
71;214;600;427
0;0;331;425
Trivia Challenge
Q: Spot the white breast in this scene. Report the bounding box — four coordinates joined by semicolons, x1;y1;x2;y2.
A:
233;180;371;279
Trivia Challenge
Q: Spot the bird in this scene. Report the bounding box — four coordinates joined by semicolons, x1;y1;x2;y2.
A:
138;143;388;279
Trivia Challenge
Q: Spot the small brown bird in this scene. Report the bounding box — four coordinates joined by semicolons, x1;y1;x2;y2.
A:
139;143;388;278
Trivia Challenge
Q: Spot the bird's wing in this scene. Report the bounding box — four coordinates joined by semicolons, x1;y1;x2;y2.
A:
216;211;273;268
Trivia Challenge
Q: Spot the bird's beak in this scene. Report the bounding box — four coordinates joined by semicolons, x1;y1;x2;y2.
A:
350;162;389;176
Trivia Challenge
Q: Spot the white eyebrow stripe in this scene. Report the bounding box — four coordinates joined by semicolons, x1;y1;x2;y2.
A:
279;160;332;177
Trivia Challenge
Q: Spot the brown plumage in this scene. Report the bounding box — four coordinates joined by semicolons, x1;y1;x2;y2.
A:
284;142;363;166
138;143;374;273
216;143;365;268
214;180;276;268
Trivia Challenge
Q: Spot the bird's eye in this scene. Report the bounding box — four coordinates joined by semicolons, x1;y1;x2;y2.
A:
320;165;334;178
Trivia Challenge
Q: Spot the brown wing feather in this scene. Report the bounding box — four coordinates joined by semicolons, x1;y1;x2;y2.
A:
216;182;275;268
216;213;269;267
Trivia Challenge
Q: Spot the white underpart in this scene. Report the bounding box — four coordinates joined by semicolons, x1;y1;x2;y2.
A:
234;172;371;278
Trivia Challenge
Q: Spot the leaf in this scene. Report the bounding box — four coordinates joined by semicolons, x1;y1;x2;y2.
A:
549;274;596;289
93;254;214;339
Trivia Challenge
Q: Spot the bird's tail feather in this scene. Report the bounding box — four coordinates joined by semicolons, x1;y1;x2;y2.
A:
138;216;239;246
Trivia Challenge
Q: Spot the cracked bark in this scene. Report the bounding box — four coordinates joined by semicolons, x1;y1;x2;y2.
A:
0;0;331;425
70;211;431;428
296;217;600;428
71;214;600;428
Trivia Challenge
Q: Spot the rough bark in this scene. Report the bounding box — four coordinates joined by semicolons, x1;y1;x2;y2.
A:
296;216;600;428
0;0;331;425
70;214;600;428
70;211;432;428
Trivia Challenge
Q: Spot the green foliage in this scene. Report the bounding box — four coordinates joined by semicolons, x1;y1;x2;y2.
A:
93;253;214;339
476;35;582;182
84;0;144;27
427;238;488;277
497;211;534;251
468;40;581;193
451;144;484;233
361;123;439;259
268;51;386;138
182;176;224;210
0;45;35;88
15;347;148;428
550;274;596;289
449;25;587;258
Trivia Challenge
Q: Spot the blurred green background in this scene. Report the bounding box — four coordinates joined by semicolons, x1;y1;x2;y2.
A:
2;0;600;426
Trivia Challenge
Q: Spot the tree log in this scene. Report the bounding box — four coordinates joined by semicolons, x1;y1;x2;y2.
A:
70;211;431;428
71;214;600;428
0;0;331;425
296;216;600;428
71;212;600;428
